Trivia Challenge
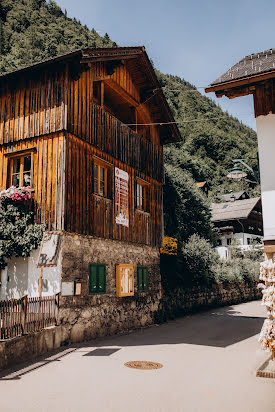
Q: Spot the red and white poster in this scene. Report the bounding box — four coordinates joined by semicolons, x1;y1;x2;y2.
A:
115;167;129;227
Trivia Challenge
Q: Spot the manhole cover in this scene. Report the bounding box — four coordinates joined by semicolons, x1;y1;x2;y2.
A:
124;361;163;370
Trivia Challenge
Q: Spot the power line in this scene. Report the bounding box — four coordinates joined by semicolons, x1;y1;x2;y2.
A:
125;116;228;127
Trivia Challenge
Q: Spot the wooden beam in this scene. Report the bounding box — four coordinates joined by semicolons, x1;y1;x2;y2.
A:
101;81;104;108
105;79;139;107
216;86;256;99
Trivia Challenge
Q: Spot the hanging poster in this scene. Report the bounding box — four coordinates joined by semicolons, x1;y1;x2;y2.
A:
115;167;129;227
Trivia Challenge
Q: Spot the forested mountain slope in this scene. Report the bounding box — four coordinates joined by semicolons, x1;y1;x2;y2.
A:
158;73;258;196
0;0;259;242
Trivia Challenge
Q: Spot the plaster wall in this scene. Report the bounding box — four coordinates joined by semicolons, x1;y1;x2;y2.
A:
0;249;61;300
220;232;262;247
256;114;275;240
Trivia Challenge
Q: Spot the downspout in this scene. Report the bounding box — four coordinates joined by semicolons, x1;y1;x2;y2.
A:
237;219;245;247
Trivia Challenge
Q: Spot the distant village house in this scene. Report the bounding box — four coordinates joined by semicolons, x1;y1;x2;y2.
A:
211;195;263;259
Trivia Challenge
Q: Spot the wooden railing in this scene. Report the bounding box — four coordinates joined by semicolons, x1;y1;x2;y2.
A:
69;102;164;182
0;294;60;340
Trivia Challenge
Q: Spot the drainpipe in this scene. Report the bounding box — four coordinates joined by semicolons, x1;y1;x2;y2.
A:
237;219;245;247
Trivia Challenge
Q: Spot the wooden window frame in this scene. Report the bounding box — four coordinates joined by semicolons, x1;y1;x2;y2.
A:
137;266;148;291
135;178;150;213
116;264;134;297
4;148;36;189
89;263;106;294
93;157;112;199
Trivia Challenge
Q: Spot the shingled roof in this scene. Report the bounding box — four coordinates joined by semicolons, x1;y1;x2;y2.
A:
211;197;261;222
211;48;275;86
218;191;249;202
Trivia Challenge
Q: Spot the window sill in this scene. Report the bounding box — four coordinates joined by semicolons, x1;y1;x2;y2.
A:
91;193;112;203
135;209;150;216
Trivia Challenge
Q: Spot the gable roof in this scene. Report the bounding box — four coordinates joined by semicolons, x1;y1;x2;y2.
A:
0;47;181;143
205;48;275;95
211;197;261;222
218;191;248;202
212;49;275;86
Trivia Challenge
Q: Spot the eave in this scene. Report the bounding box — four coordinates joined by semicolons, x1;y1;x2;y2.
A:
205;69;275;98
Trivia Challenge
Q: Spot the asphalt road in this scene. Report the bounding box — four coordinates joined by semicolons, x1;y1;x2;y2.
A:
0;300;274;412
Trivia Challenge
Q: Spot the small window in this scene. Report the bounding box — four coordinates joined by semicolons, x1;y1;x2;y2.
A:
8;153;32;188
89;263;106;294
217;239;222;246
136;180;149;211
136;182;144;210
137;266;148;291
247;238;251;245
227;238;232;245
93;162;108;197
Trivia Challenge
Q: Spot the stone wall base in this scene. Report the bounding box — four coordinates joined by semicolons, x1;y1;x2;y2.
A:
0;326;63;371
157;282;261;321
58;294;160;343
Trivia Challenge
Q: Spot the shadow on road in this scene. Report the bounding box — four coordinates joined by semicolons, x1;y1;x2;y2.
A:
0;304;265;380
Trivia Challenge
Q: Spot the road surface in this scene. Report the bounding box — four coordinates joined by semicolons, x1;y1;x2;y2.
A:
0;300;274;412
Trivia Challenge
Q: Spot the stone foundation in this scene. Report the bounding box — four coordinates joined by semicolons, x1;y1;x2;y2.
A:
59;232;161;342
157;282;261;321
0;326;62;370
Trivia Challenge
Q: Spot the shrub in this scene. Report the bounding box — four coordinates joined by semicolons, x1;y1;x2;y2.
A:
0;196;45;269
178;234;219;287
213;257;259;285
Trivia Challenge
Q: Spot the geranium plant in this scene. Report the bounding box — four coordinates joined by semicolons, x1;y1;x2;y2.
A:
0;186;32;202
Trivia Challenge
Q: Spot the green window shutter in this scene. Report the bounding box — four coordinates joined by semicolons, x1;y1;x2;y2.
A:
89;264;98;294
137;266;148;291
97;265;106;293
137;266;143;290
143;267;148;291
89;263;106;294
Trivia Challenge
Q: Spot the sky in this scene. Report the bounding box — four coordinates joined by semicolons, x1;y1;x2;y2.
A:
56;0;275;131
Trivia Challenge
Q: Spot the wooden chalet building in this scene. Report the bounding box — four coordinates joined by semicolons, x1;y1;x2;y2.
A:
211;197;263;259
0;47;181;340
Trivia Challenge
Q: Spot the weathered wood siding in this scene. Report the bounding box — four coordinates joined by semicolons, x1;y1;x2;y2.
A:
0;132;66;231
0;68;67;144
67;63;163;182
65;134;162;247
254;79;275;117
0;59;165;245
68;101;163;182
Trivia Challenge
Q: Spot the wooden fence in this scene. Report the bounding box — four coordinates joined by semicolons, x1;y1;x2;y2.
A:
0;294;60;340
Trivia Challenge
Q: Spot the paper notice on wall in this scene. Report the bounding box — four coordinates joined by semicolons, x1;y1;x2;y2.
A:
115;167;129;227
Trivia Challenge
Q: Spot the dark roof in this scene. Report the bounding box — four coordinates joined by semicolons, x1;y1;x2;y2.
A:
0;47;181;143
218;191;248;202
211;197;260;222
211;48;275;86
0;47;144;80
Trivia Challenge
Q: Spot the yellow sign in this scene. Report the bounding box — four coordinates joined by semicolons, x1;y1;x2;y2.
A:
160;236;178;255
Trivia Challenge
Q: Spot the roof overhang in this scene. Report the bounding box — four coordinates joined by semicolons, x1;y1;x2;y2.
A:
205;70;275;98
0;47;181;144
